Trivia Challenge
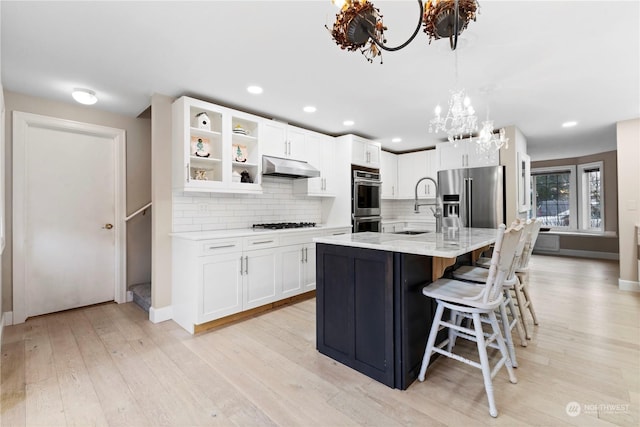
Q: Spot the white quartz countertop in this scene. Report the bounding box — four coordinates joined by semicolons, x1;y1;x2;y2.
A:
313;228;498;258
170;224;351;241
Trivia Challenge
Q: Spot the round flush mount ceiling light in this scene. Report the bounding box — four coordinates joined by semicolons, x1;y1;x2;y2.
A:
392;137;402;143
343;120;355;126
247;85;263;94
303;106;317;113
72;88;97;105
562;121;578;128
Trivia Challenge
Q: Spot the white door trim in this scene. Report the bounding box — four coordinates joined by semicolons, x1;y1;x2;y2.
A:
12;111;127;324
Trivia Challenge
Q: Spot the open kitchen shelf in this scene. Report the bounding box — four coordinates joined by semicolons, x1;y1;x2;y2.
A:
172;96;263;193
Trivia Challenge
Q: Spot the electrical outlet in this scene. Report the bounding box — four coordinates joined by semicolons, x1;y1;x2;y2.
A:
198;203;208;213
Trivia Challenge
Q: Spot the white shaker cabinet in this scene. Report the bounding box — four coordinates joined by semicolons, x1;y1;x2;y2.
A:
397;151;437;199
437;140;499;170
351;135;381;168
293;132;335;197
200;251;244;323
242;247;279;310
262;120;307;160
280;243;316;297
380;150;398;199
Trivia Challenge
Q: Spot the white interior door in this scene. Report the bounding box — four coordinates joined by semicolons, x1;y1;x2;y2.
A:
13;112;126;322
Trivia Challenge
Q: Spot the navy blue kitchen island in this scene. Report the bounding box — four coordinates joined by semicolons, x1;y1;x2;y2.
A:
313;230;497;389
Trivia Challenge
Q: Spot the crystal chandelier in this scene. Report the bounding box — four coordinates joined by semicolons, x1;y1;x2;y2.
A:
477;120;509;151
429;89;478;143
327;0;478;63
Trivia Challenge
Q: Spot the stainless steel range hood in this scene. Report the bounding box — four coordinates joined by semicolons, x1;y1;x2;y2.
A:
262;155;320;179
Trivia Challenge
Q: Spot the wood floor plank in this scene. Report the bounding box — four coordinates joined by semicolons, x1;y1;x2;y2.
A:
46;313;109;427
65;309;149;427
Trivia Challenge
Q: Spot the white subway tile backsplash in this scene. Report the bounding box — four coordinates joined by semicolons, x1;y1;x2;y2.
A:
172;180;322;232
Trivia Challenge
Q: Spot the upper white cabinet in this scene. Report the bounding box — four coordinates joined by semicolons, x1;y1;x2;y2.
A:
172;96;262;193
293;131;336;197
397;151;437;199
380;150;398;199
351;135;381;168
262;121;307;161
437;140;499;171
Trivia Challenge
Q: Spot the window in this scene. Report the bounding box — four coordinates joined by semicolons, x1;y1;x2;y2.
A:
578;162;604;232
530;162;604;232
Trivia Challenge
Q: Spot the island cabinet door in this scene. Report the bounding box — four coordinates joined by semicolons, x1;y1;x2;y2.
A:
316;243;395;387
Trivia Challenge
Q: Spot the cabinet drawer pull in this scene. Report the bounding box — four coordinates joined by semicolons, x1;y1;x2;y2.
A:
245;256;249;275
301;248;305;263
207;244;236;250
240;256;244;276
304;247;308;263
251;240;274;245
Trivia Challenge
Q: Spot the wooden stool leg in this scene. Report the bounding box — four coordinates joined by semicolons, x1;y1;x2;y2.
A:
488;311;518;384
520;274;539;325
506;289;527;347
498;296;518;368
472;312;498;418
419;302;445;382
512;278;532;340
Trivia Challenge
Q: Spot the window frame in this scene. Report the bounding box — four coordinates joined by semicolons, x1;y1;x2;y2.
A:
530;165;577;230
577;161;604;232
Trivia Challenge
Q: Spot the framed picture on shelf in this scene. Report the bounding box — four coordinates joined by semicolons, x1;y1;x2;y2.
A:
232;144;248;163
190;136;211;157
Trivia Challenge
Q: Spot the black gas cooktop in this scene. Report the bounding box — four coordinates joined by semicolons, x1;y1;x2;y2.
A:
252;222;317;230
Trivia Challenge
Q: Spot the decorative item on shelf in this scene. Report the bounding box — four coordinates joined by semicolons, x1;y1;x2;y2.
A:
233;144;248;162
195;112;211;131
326;0;478;63
240;170;253;183
232;170;242;183
194;169;208;180
191;136;211;157
233;124;249;135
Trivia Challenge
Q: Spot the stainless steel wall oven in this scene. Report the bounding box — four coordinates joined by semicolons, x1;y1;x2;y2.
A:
352;169;381;232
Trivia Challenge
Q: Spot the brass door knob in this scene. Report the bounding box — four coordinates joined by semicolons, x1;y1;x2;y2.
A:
103;223;113;230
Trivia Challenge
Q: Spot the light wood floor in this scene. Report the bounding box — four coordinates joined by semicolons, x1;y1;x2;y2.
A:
1;255;638;426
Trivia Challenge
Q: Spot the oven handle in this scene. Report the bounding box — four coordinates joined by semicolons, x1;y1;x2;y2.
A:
353;179;382;186
354;216;382;222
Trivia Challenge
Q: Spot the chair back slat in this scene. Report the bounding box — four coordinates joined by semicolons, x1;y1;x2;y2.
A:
517;218;542;270
481;223;524;304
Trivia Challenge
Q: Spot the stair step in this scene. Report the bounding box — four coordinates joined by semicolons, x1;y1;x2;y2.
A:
130;282;151;313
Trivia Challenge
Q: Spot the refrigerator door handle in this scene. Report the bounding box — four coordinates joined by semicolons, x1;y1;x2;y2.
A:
465;178;473;227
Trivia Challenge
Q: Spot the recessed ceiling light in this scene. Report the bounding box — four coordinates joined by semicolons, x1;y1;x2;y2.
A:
343;120;355;126
72;88;97;105
562;121;578;128
392;137;402;143
247;85;263;94
303;106;317;113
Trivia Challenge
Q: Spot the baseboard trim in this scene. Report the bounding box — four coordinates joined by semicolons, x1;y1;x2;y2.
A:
618;279;640;292
534;249;619;260
149;305;172;323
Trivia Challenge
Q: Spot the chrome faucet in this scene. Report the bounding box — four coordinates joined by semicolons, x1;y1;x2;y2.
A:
414;177;443;233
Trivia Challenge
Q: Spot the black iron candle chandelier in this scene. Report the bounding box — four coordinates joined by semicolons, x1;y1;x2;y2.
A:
328;0;478;63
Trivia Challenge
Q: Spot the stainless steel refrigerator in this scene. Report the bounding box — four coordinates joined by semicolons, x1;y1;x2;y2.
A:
437;165;505;229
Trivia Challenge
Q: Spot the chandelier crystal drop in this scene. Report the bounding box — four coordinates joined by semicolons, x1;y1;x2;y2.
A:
429;89;478;143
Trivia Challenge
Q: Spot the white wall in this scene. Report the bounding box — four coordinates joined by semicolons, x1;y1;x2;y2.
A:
616;118;640;289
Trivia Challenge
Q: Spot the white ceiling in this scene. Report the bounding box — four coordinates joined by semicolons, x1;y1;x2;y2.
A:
2;1;639;161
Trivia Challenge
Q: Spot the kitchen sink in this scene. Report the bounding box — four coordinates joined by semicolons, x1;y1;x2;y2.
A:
392;230;431;235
